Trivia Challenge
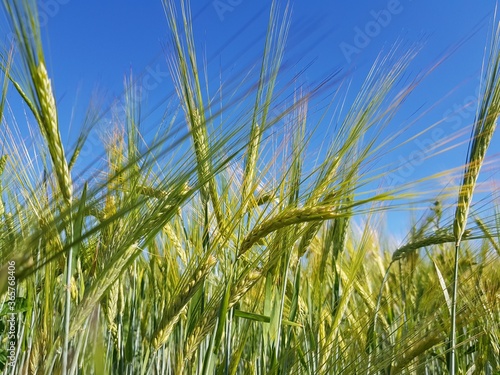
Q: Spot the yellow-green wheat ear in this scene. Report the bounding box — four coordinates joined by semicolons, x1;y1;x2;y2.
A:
449;20;500;375
34;61;73;204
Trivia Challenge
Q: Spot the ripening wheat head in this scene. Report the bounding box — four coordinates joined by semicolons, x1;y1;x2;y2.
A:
34;61;73;204
2;0;73;204
453;23;500;246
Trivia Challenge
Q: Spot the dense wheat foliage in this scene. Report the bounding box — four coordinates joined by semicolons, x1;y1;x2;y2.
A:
0;0;499;374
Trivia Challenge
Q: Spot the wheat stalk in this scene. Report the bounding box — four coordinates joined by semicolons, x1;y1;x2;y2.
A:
449;21;500;374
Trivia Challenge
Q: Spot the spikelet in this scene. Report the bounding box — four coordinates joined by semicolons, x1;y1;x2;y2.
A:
393;232;454;261
190;108;210;199
255;191;276;207
163;223;187;265
230;270;262;306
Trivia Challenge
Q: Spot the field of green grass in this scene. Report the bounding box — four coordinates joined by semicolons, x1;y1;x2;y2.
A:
0;0;499;374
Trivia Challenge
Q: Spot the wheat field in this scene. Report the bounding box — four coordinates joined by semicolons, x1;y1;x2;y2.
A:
0;1;499;374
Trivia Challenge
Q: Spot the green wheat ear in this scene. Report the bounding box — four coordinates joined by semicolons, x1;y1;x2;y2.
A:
449;20;500;375
453;23;500;247
34;61;73;204
2;1;73;205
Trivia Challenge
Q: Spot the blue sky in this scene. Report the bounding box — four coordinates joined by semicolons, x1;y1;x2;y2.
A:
1;0;499;238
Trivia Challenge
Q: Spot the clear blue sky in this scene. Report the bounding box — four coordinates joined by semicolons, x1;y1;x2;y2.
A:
1;0;499;238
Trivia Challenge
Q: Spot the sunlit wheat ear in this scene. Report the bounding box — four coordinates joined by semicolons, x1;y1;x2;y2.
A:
240;123;261;213
192;108;227;237
2;1;72;205
237;205;341;258
29;337;42;374
165;0;227;237
453;124;497;247
0;154;6;174
238;194;388;259
34;61;73;204
453;31;500;245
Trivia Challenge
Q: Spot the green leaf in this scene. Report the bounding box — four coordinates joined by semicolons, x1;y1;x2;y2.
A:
234;309;301;328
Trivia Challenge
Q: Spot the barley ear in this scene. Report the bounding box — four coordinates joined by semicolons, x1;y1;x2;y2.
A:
449;22;500;374
35;61;73;204
453;27;500;245
3;0;73;204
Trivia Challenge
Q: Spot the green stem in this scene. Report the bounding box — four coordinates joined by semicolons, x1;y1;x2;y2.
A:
62;212;74;375
449;243;460;375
